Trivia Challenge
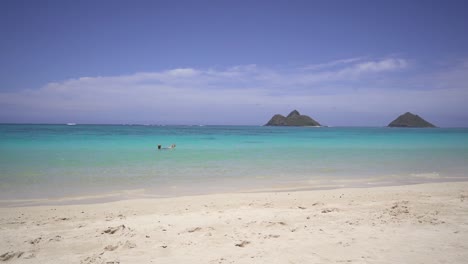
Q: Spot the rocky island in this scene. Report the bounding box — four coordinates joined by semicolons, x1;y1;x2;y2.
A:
388;112;436;128
265;110;321;126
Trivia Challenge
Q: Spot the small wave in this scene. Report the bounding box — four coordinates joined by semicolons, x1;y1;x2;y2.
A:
409;172;441;179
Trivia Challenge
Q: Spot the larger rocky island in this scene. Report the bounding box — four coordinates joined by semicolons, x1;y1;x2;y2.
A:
265;110;321;126
388;112;436;128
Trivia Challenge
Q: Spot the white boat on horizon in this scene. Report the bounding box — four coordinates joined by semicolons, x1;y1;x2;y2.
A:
66;123;76;126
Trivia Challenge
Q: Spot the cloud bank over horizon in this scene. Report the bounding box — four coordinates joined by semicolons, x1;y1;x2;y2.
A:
1;57;468;126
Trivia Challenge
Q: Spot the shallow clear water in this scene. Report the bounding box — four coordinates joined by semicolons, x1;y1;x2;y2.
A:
1;124;467;200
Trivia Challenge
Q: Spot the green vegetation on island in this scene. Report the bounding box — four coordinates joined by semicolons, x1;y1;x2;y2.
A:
265;110;321;126
388;112;436;128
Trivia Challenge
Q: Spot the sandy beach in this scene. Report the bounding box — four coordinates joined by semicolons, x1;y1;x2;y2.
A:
1;182;468;264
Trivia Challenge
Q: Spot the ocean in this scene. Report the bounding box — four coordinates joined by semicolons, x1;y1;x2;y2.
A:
1;124;467;201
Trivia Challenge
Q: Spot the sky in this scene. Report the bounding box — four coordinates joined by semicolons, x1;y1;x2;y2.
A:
1;0;468;126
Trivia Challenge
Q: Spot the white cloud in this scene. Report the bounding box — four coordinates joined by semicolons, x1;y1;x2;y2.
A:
352;58;408;73
292;58;408;85
301;57;364;70
0;57;467;126
166;68;199;77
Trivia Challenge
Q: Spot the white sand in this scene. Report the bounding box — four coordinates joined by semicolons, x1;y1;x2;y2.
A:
1;182;468;263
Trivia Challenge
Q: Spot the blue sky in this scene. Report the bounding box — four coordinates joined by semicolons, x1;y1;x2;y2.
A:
1;0;468;126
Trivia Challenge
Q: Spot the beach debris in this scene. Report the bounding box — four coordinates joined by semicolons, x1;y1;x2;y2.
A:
0;251;24;261
298;206;307;210
235;241;250;247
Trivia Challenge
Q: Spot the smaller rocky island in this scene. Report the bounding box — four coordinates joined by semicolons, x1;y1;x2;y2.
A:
388;112;436;128
265;110;321;126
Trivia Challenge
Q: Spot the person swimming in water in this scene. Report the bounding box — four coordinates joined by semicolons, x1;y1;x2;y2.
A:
158;144;176;150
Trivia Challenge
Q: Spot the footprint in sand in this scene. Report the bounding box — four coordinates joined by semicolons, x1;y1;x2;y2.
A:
187;227;202;233
0;251;24;261
80;254;103;264
321;208;339;213
23;252;36;259
387;201;410;217
235;241;250;247
103;240;136;251
27;237;42;245
123;240;136;249
265;221;287;227
102;225;128;235
104;244;119;251
48;235;62;242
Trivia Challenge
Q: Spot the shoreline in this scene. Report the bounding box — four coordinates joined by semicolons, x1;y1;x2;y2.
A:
2;177;468;208
1;181;467;263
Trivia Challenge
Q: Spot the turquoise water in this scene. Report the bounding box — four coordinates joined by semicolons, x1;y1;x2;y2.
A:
1;124;468;200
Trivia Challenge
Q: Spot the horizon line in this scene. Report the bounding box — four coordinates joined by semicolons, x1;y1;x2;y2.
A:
0;122;466;128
